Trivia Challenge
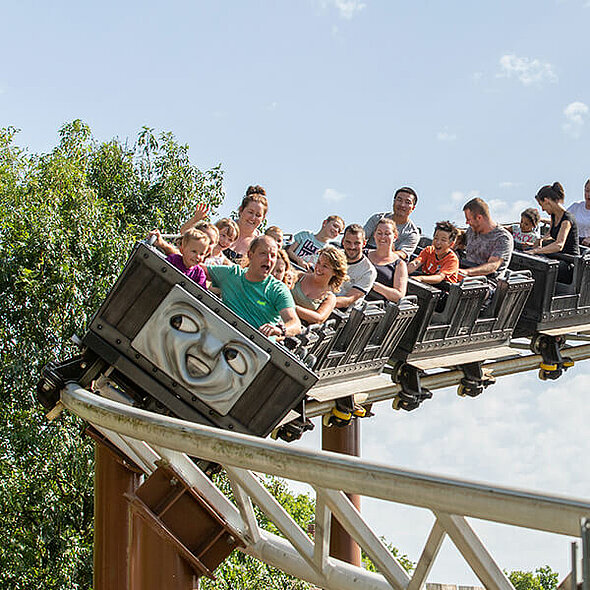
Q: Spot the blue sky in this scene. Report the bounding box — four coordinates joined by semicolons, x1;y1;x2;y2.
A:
3;0;589;584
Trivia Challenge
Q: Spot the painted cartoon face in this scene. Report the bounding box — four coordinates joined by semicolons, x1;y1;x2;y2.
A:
132;286;269;415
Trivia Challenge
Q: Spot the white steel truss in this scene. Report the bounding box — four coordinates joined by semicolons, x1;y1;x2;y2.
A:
59;384;590;590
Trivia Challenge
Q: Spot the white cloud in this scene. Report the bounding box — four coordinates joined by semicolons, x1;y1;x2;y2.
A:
497;54;558;86
267;101;278;111
322;188;346;202
317;0;366;19
436;130;457;142
441;192;531;223
440;190;479;221
499;181;523;189
488;198;530;223
562;101;589;138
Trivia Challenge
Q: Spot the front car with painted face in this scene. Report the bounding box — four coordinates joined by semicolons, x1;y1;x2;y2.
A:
132;285;270;415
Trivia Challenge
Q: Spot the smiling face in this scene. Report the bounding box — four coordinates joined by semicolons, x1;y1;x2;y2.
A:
432;229;454;254
132;286;269;415
519;214;535;233
342;230;365;263
239;201;266;233
323;218;345;240
392;191;416;218
314;253;336;284
180;238;209;268
218;226;237;250
374;221;397;251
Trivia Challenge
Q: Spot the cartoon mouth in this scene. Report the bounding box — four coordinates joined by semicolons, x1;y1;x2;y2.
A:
186;353;212;377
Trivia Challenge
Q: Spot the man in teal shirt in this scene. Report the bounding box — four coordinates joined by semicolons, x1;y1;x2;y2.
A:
208;235;302;339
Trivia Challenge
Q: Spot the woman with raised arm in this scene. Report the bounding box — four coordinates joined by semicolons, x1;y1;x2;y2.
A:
529;182;579;256
365;218;408;303
292;245;348;325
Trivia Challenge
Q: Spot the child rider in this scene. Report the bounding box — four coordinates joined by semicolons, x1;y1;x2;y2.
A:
406;221;460;284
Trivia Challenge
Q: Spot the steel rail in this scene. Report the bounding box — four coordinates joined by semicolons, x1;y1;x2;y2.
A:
62;383;590;538
304;343;590;419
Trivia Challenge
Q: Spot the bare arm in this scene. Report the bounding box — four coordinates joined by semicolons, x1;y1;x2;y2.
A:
147;229;179;256
295;292;336;325
462;256;502;277
335;287;365;309
179;202;209;234
413;272;446;285
259;307;302;338
371;262;408;302
406;257;422;274
286;242;313;271
529;221;571;255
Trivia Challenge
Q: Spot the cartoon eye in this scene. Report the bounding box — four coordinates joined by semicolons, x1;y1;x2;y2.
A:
223;347;248;375
170;314;199;333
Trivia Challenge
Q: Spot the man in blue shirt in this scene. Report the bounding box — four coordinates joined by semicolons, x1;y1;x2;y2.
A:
208;236;302;339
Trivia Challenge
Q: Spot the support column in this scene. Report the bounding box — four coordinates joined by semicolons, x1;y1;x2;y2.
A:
94;441;141;590
128;516;196;590
94;441;196;590
321;419;362;566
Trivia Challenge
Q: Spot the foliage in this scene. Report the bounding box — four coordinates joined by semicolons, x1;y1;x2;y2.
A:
0;121;224;589
201;474;413;589
507;566;559;590
362;539;414;574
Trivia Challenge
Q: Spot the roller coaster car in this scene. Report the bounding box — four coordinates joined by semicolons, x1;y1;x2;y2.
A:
37;240;318;438
389;270;534;406
509;249;590;379
279;298;419;431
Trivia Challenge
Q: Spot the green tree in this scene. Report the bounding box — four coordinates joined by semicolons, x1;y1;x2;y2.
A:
0;121;224;589
507;566;559;590
201;475;413;590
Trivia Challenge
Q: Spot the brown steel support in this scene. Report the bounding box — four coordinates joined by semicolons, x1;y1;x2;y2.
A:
321;419;362;566
128;514;196;590
94;441;141;590
93;441;196;590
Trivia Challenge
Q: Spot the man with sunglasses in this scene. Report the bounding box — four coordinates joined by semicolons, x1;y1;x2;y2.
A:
364;186;420;259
